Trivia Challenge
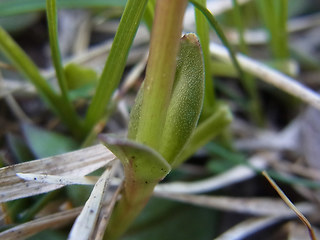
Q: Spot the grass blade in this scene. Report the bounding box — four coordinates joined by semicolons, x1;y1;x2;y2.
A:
190;0;244;79
0;144;114;202
46;0;82;134
68;168;113;240
84;0;148;135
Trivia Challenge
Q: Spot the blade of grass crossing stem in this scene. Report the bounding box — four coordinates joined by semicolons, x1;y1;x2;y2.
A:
46;0;82;134
190;0;244;80
262;171;317;240
0;0;127;17
195;0;215;121
84;0;148;135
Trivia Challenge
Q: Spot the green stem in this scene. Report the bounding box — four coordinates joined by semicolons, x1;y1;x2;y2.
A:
46;0;69;103
46;0;82;134
136;0;188;150
195;0;215;120
84;0;148;135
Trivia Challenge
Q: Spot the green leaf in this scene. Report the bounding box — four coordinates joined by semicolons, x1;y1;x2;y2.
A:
159;34;204;165
22;123;79;158
100;135;170;183
0;0;127;17
64;63;98;90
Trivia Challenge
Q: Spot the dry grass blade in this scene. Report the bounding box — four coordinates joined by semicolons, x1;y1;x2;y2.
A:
91;181;123;240
0;144;115;203
68;167;114;240
16;173;99;185
210;43;320;111
214;216;283;240
155;192;315;217
155;154;269;194
263;171;318;240
0;207;82;240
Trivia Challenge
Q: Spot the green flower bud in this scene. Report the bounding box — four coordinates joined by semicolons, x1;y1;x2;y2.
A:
159;33;205;164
